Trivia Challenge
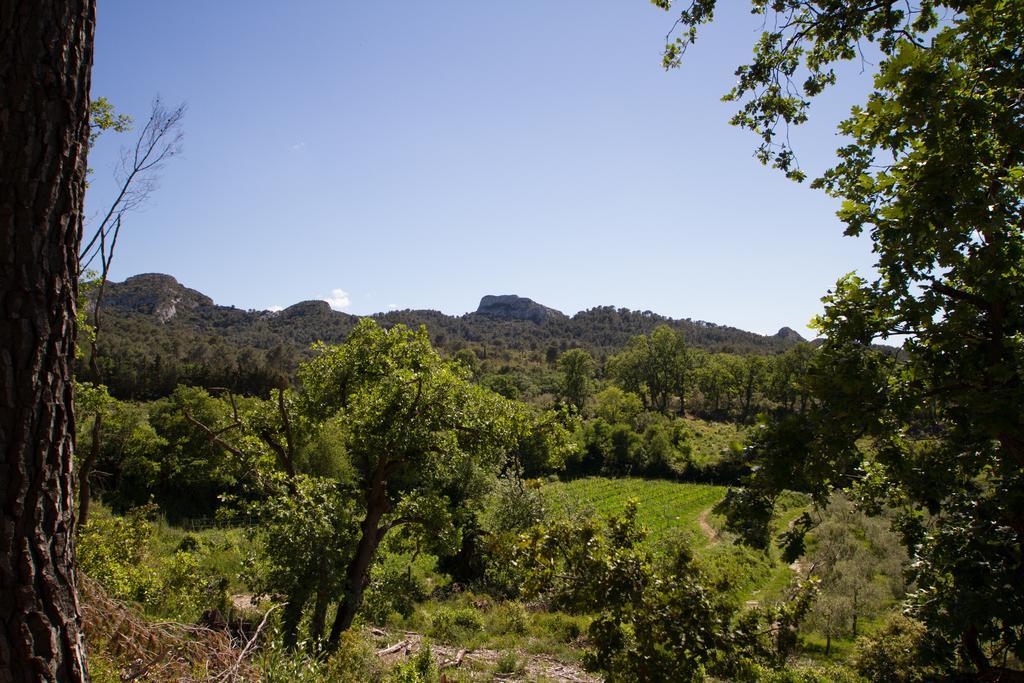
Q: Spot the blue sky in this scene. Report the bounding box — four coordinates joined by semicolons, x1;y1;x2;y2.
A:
86;1;879;338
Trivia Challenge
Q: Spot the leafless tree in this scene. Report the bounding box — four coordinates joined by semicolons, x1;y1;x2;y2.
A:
76;97;185;527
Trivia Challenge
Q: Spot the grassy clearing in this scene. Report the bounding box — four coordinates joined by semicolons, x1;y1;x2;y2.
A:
150;518;249;593
539;476;727;550
683;417;749;468
539;476;812;607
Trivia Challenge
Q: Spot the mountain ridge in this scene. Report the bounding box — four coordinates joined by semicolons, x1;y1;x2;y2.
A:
105;273;804;342
83;273;811;399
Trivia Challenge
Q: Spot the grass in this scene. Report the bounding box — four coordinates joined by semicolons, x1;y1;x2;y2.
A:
539;476;813;606
539;476;727;550
389;591;591;663
151;518;249;593
682;417;749;468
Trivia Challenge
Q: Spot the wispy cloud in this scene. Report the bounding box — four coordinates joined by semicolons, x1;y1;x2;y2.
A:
290;141;307;151
268;305;283;312
388;303;399;310
324;288;351;311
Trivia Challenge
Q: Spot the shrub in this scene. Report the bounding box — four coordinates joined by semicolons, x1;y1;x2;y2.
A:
750;663;864;683
429;606;484;643
852;614;932;682
77;504;216;620
495;650;524;675
388;639;438;683
361;559;426;625
324;630;384;682
489;601;528;636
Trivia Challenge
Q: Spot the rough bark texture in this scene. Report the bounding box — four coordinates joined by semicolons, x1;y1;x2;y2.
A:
326;476;389;650
0;1;95;681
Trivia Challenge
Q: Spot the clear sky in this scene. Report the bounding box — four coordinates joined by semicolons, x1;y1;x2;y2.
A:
86;1;879;338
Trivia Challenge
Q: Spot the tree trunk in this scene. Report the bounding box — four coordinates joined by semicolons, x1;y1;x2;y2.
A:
308;558;331;644
0;2;96;680
326;479;389;651
962;623;989;674
77;412;102;527
280;589;310;651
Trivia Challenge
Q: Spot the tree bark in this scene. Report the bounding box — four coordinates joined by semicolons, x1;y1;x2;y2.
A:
326;473;390;650
76;413;102;527
280;590;309;651
962;623;989;674
308;557;331;644
0;2;95;680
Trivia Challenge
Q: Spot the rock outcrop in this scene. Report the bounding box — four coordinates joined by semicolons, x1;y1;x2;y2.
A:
774;326;807;344
475;295;565;324
101;273;213;322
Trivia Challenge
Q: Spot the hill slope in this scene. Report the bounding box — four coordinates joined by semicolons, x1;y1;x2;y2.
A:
84;273;806;399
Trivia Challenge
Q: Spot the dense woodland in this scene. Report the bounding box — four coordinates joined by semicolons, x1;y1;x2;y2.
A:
76;273;806;401
2;0;1022;682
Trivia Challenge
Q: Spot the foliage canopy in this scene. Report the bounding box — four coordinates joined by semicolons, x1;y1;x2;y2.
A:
655;0;1024;673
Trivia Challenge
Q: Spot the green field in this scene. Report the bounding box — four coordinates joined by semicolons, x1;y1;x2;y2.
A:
539;477;727;551
539;477;812;606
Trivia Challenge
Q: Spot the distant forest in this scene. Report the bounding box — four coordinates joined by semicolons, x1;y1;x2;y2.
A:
81;273;807;400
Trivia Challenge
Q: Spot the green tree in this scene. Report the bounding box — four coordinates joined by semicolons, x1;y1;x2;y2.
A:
517;501;816;681
804;495;904;654
765;344;816;414
658;0;1024;673
192;321;527;650
592;386;646;429
607;325;689;415
243;475;358;648
297;320;525;650
557;348;595;411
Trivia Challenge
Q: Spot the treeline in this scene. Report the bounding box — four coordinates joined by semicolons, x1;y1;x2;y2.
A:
80;273;807;400
79;320;818;511
536;325;817;481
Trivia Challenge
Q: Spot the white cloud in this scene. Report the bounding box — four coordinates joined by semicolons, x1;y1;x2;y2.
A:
267;305;283;312
324;288;351;311
290;141;307;151
388;303;399;310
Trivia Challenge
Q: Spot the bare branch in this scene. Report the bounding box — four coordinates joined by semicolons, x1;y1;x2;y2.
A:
80;97;186;271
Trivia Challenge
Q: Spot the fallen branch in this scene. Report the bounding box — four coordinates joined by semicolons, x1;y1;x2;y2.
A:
440;648;467;669
377;639;409;656
215;604;279;682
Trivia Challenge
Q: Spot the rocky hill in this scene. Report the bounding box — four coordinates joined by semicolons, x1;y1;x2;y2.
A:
476;295;567;324
83;273;809;400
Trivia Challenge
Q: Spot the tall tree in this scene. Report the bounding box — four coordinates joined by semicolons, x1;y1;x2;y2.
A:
77;97;185;527
0;1;95;680
190;320;527;652
607;325;689;415
301;321;524;650
656;0;1024;673
557;348;596;411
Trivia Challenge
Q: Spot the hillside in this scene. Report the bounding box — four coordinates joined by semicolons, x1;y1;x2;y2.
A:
83;273;806;399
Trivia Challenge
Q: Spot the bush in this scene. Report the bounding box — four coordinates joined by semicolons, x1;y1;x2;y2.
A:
495;650;524;675
852;614;932;682
488;601;528;636
77;505;161;605
324;630;384;682
361;559;426;625
388;639;438;683
429;606;484;643
750;663;864;683
77;505;217;620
